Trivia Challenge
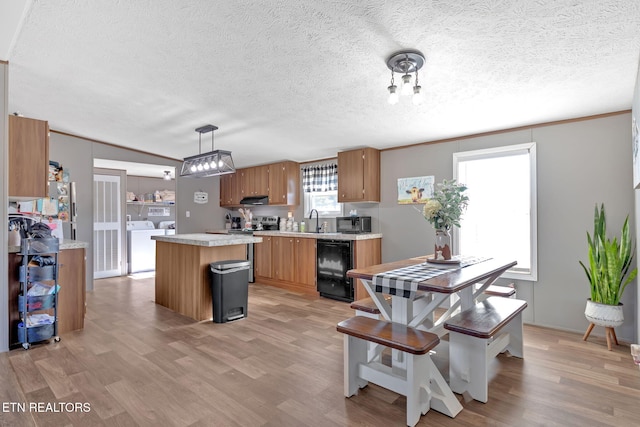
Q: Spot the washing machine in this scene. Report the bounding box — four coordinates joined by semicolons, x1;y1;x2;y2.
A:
127;221;165;273
158;220;176;235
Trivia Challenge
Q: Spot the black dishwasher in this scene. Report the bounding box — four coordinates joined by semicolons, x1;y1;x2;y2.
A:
316;239;354;302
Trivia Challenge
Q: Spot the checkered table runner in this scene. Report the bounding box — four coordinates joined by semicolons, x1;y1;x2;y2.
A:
372;256;490;299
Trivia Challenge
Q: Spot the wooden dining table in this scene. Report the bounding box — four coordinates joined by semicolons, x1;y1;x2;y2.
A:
346;255;517;417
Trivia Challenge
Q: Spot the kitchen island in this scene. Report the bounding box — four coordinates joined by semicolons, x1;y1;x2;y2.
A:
151;233;262;321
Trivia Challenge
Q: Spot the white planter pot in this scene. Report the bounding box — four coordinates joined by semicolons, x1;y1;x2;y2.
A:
584;299;624;328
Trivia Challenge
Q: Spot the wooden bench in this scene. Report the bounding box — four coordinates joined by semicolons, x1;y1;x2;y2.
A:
337;316;461;426
482;284;516;298
443;296;527;403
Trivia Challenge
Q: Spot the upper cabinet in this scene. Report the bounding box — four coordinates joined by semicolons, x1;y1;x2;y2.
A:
238;164;270;198
219;173;240;207
9;115;50;199
338;147;380;203
268;161;299;206
221;161;299;207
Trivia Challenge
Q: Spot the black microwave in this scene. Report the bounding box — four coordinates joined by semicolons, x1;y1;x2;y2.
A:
336;216;372;234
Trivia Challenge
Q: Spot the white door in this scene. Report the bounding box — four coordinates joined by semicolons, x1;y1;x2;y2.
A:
93;174;122;278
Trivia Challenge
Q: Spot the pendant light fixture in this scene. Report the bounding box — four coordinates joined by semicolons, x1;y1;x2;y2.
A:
180;124;235;178
386;49;425;105
163;170;172;180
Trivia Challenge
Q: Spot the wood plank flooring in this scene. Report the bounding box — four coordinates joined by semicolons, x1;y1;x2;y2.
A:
2;275;640;426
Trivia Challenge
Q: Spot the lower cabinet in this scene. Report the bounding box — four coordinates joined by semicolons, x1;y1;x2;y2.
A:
8;247;86;349
254;236;272;279
254;236;316;293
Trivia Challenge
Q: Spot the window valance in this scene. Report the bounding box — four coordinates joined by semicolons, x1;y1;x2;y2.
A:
302;163;338;192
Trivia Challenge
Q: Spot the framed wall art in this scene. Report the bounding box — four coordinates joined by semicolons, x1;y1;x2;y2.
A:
397;175;434;204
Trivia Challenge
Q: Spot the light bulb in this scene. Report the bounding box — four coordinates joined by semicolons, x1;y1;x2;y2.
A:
218;160;224;168
190;164;197;173
197;163;203;171
203;162;210;170
401;74;413;96
388;84;399;105
412;85;423;105
210;161;217;169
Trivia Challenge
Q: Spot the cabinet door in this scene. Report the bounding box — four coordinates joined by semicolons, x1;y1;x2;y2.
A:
253;165;270;196
220;173;239;206
9;115;49;198
268;163;287;205
338;149;365;202
237;168;250;199
295;238;316;288
57;248;86;333
273;237;295;282
254;236;272;279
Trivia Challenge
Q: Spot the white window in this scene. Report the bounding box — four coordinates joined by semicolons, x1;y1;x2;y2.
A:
301;163;343;218
303;191;343;218
453;143;537;281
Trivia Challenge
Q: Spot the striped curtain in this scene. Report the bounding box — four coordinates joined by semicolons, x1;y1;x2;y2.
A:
301;163;338;192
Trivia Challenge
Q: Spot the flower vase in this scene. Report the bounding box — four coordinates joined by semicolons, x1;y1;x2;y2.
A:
434;229;452;260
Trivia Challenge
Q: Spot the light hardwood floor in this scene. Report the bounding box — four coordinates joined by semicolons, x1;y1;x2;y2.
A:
2;275;640;426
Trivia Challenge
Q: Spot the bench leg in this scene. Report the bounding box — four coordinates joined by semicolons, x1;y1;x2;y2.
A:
405;353;431;427
448;333;489;403
344;335;368;397
503;312;524;358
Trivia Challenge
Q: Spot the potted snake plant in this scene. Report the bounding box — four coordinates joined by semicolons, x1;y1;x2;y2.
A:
579;204;637;327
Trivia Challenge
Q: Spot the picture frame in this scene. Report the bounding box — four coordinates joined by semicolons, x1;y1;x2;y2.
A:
397;175;434;204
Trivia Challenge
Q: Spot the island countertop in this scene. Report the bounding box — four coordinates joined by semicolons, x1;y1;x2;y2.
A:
151;233;262;246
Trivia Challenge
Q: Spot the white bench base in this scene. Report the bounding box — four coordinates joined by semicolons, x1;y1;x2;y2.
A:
343;334;462;426
448;311;524;403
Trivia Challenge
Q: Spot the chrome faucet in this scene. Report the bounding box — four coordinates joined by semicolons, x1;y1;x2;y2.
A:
309;209;320;233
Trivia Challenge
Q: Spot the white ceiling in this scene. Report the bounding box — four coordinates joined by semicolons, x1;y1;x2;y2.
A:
4;1;640;171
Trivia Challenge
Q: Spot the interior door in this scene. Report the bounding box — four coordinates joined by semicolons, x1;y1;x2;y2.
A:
93;173;123;278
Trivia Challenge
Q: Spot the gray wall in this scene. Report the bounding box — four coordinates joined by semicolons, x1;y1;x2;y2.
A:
380;113;637;342
48;133;182;290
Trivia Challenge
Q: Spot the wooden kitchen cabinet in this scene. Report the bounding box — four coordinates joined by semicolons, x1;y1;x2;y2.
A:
273;236;295;282
337;147;380;202
352;238;382;300
255;235;316;292
220;173;240;207
268;161;300;206
57;248;86;333
254;236;272;278
238;165;270;198
8;115;50;199
295;237;316;288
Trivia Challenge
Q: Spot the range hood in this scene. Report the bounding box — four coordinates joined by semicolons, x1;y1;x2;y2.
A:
239;195;269;205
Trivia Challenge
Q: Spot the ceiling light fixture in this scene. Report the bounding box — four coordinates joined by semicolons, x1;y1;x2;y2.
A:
180;124;235;178
163;170;172;180
386;49;425;105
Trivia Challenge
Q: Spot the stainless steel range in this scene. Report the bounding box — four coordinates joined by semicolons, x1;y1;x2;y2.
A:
227;216;279;282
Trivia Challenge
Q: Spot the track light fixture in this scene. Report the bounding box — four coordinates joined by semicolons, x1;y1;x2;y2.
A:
386;49;425;105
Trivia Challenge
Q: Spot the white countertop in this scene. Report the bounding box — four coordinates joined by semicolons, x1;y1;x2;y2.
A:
253;230;382;241
152;233;262;247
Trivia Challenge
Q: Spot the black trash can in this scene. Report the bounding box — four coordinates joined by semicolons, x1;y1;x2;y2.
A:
209;260;250;323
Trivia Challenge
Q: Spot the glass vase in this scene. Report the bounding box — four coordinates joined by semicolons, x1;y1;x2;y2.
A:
434;229;452;260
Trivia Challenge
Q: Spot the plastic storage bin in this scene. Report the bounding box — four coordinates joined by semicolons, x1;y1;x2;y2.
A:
209;260;250;323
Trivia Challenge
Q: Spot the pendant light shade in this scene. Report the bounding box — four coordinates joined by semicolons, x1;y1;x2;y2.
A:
386;49;426;105
180;125;235;177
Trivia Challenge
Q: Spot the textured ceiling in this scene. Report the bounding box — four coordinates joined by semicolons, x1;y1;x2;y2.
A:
6;1;640;170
